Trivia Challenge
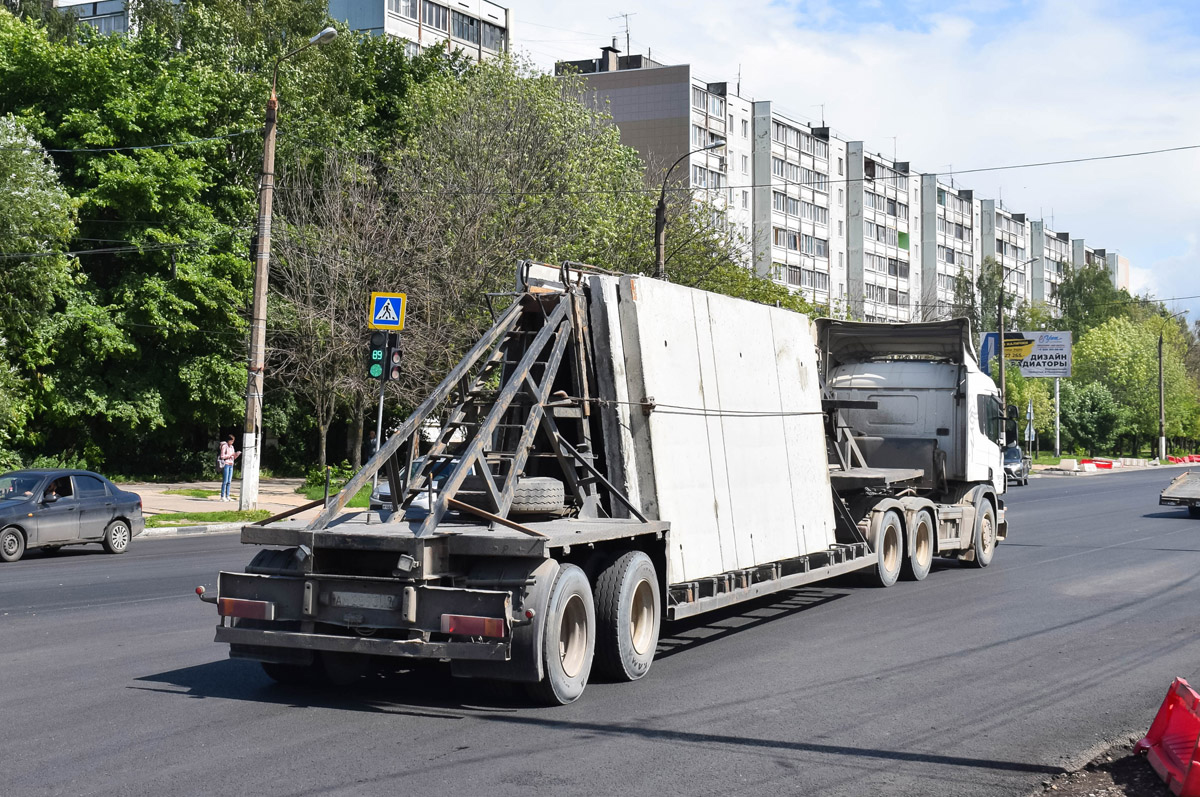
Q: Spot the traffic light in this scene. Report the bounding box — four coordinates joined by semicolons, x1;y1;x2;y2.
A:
385;341;402;381
367;331;387;380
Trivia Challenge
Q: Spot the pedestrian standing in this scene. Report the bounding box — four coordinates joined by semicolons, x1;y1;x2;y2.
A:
363;429;378;463
218;434;240;501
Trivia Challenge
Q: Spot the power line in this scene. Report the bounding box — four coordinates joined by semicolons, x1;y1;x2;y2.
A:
0;241;201;260
0;130;256;154
272;141;1200;197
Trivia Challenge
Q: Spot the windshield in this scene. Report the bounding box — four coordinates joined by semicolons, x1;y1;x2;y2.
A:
1003;447;1022;463
0;473;42;500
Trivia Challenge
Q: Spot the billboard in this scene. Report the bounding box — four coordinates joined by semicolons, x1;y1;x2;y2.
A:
981;331;1072;377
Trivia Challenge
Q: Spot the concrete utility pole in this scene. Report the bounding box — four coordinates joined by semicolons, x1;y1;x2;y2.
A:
240;27;337;511
1158;310;1190;462
655;141;724;281
996;257;1037;448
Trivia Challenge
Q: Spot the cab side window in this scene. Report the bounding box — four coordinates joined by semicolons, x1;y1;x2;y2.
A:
977;395;1000;441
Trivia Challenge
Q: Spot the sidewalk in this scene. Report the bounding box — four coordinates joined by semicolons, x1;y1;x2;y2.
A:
127;477;323;536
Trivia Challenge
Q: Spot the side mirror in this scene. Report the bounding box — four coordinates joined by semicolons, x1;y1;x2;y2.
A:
42;493;59;504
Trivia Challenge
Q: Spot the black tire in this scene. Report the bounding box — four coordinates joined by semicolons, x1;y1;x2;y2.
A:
526;563;595;705
594;551;660;681
970;499;998;568
901;509;934;582
460;475;565;514
261;661;319;686
102;520;131;554
1188;506;1200;519
510;476;565;514
0;527;25;563
871;509;903;587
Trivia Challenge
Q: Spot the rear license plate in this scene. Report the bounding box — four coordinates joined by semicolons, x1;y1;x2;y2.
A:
328;591;398;611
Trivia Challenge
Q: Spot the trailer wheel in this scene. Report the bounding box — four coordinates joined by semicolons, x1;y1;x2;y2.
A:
1188;506;1200;519
261;661;319;686
527;563;595;705
970;499;998;568
870;510;903;587
594;550;660;681
902;509;934;582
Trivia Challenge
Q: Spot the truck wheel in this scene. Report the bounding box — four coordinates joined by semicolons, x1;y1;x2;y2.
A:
901;509;934;582
261;661;319;686
1188;506;1200;519
970;499;998;568
0;527;25;563
870;510;903;587
594;550;660;681
526;563;595;705
102;520;131;554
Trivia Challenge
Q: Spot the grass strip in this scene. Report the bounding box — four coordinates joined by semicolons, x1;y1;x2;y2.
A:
145;510;271;527
162;488;219;498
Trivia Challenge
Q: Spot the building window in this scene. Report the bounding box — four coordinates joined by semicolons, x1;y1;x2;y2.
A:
403;40;420;57
837;188;844;206
837;220;843;237
741;190;749;209
481;21;505;51
742;119;749;138
837;157;844;176
389;0;418;19
741;154;749;174
451;11;480;44
422;1;449;29
692;87;706;111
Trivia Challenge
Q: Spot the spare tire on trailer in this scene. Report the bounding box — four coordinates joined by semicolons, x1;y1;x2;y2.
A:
460;475;565;514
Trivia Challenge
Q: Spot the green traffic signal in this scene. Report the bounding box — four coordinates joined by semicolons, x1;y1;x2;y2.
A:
367;331;388;380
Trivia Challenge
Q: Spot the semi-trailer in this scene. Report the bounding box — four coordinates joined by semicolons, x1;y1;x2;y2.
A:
200;261;1007;704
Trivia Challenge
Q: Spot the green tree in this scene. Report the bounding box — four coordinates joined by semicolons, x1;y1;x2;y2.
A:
1058;380;1120;457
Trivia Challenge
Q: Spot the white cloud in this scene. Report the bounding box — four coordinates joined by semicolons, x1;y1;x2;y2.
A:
510;0;1200;319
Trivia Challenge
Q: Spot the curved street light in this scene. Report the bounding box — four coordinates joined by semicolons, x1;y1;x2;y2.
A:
654;140;725;281
240;26;338;511
1160;309;1189;461
997;256;1037;448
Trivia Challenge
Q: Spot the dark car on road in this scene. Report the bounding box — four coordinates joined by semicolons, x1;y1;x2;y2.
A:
0;469;144;563
1004;445;1031;486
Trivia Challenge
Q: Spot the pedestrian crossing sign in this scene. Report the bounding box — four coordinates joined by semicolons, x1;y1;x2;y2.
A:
368;292;407;330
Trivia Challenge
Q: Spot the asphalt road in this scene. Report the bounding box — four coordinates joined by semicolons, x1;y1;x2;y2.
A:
2;469;1198;797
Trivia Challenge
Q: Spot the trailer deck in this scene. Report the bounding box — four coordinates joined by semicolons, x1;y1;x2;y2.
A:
241;515;668;558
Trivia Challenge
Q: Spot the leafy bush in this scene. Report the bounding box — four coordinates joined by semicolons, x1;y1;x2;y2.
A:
303;460;358;490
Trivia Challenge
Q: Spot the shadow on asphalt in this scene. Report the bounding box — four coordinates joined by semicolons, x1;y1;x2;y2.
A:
132;659;1067;776
1142;510;1198;520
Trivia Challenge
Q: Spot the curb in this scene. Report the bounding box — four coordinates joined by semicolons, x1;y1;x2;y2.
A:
139;522;245;538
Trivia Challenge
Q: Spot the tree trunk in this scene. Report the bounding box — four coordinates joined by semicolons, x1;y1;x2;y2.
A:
317;421;329;471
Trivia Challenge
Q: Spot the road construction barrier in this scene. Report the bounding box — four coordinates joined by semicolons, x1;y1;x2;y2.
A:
1136;677;1200;796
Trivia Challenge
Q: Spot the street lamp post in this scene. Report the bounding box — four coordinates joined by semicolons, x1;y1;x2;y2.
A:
654;140;725;281
1159;310;1189;462
240;26;337;511
996;256;1037;448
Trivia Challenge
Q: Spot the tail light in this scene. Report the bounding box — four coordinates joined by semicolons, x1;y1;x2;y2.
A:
440;614;506;639
218;597;276;620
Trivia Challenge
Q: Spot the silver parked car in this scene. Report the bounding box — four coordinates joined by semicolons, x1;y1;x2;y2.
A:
1003;446;1031;486
0;469;144;562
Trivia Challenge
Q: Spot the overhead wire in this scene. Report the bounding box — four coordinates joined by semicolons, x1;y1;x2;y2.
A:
0;130;257;154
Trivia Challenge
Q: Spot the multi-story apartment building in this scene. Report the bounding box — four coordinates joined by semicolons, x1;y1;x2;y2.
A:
54;0;130;32
753;105;845;307
53;0;511;60
555;47;752;265
847;145;919;322
557;43;1132;322
328;0;510;58
982;200;1033;311
1029;221;1072;312
918;177;982;320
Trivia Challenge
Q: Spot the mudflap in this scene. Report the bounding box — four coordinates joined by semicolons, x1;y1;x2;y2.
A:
451;558;560;683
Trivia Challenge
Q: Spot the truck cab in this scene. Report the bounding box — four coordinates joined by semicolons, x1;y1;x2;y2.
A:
817;317;1004;498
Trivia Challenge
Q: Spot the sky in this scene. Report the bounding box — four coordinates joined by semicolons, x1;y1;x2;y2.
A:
508;0;1200;325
